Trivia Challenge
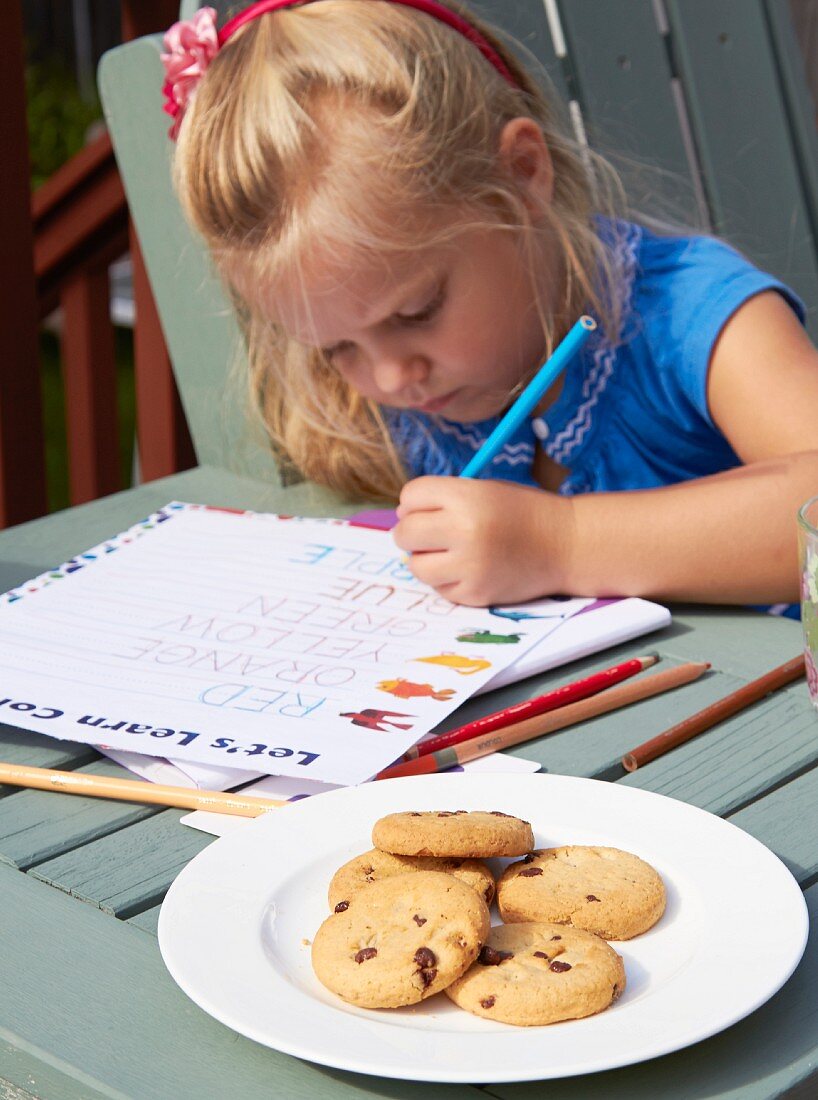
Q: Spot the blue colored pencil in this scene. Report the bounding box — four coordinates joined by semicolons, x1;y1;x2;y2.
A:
459;314;597;479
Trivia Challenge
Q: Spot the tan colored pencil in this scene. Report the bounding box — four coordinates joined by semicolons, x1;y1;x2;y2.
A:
0;762;286;817
377;661;711;779
402;653;660;761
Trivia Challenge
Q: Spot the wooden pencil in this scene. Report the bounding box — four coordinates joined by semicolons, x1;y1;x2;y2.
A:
403;652;660;761
0;762;286;817
621;654;805;771
376;660;711;780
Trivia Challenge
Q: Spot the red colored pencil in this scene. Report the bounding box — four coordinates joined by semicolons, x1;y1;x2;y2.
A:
375;661;709;782
400;652;659;762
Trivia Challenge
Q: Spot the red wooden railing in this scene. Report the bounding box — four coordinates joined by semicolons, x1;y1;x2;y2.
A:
1;0;195;530
33;130;129;505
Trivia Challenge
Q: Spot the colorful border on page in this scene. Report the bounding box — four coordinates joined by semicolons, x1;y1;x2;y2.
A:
0;501;188;606
0;501;354;607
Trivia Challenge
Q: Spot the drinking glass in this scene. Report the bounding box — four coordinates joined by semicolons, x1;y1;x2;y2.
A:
798;495;818;706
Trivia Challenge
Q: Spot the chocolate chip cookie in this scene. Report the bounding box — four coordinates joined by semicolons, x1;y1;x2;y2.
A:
312;870;491;1008
497;845;666;940
372;809;533;858
445;921;625;1025
328;849;495;910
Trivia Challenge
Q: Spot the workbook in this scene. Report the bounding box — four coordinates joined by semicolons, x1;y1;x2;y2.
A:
0;502;669;786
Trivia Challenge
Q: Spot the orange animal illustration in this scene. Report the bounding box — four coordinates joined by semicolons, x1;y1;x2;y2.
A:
413;652;492;675
376;678;456;701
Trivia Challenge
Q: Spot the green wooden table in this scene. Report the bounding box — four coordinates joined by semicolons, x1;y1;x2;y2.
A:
1;466;817;1100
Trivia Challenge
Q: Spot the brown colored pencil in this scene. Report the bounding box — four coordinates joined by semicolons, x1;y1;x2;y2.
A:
0;762;286;817
376;661;710;780
621;654;805;772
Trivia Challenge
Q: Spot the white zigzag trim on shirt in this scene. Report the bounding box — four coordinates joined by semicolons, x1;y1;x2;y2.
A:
435;419;535;466
493;444;536;467
435;420;487;448
546;223;641;465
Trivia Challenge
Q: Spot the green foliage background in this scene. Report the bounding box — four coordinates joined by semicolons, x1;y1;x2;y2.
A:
26;54;102;188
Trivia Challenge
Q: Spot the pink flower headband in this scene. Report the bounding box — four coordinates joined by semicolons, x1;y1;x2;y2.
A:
161;0;518;139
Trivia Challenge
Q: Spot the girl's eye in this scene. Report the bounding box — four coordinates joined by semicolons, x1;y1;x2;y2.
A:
322;340;355;363
395;283;446;326
321;280;446;360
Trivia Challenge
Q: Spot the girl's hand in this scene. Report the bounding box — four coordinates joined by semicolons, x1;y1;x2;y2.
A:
393;476;575;606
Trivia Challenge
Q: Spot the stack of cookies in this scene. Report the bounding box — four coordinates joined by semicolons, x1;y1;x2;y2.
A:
311;809;665;1027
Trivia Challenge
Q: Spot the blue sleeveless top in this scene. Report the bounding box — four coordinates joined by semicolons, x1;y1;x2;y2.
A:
384;218;806;616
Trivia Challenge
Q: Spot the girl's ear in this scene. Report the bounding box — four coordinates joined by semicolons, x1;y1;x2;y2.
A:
498;117;554;210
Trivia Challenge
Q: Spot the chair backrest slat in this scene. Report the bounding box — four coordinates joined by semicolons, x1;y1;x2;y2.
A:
99;38;280;484
468;0;568;102
764;0;818;259
664;0;818;330
557;0;705;227
182;0;569;96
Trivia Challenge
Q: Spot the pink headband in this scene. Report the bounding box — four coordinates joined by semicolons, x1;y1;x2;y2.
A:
161;0;518;139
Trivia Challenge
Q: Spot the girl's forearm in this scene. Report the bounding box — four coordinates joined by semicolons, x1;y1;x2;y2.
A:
561;452;818;604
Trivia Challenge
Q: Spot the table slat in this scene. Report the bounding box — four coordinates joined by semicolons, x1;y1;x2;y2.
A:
509;656;738;780
0;757;159;870
615;606;803;679
618;687;815;820
727;765;818;886
0;726;98;797
127;903;162;935
27;810;212;917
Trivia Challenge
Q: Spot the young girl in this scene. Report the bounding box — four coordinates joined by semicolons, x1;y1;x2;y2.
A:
163;0;818;609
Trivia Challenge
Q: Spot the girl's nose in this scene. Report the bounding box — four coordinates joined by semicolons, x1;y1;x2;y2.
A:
372;352;430;396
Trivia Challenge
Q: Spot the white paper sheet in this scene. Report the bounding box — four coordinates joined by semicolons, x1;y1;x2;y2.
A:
99;748;262;790
180;751;542;837
103;597;670;789
0;503;568;785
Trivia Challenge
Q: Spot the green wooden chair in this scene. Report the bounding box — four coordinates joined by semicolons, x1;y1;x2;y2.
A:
97;0;818;502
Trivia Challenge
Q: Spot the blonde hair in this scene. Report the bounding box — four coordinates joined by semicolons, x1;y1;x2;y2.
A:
173;0;625;500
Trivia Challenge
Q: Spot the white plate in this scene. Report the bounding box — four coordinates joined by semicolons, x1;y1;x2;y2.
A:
158;773;808;1083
